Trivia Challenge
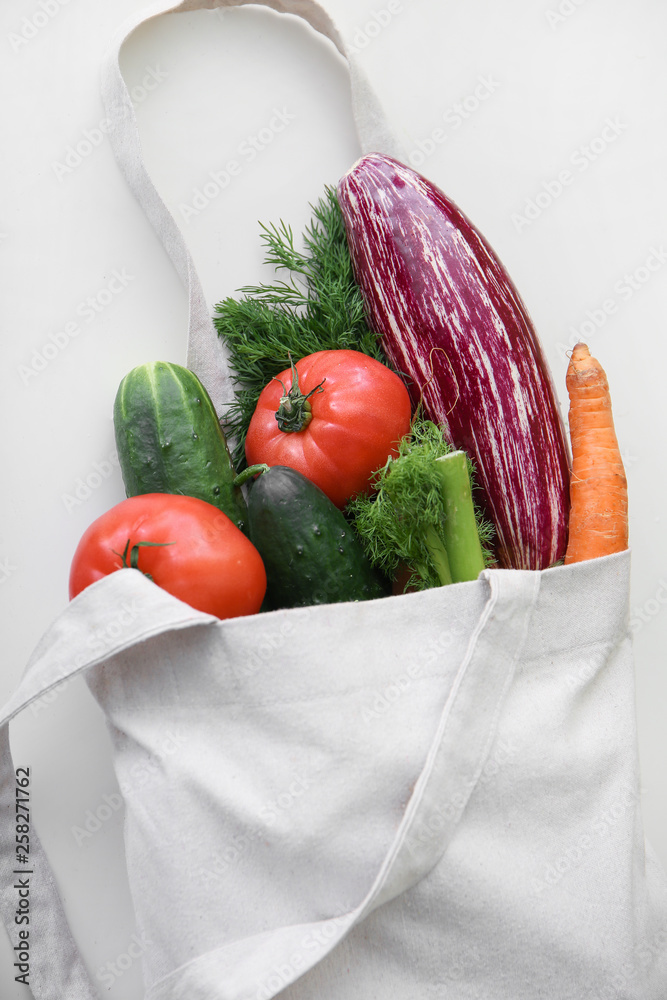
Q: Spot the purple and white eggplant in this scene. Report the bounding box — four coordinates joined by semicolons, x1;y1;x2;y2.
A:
337;153;570;571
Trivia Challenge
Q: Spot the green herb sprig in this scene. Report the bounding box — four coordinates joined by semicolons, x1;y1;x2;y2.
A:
213;186;385;469
346;420;496;592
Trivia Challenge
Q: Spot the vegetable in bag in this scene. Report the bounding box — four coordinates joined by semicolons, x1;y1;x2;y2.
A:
245;349;412;508
337;153;571;572
347;419;493;590
213;189;387;471
114;360;248;532
69;493;266;619
564;342;628;563
245;463;389;608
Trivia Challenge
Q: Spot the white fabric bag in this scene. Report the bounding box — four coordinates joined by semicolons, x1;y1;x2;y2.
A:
1;3;667;999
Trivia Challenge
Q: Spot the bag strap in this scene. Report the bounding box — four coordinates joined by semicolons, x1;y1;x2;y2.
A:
99;0;409;419
0;570;218;999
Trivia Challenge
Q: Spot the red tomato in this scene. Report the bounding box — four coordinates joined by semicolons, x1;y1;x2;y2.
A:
245;349;412;508
69;494;266;620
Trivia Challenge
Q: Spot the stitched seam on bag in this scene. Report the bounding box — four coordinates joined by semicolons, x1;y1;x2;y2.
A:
461;574;541;813
341;576;502;919
366;573;541;905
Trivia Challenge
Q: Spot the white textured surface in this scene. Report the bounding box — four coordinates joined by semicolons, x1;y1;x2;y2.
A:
1;1;666;996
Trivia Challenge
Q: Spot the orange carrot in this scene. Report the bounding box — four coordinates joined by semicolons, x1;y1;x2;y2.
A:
564;343;628;564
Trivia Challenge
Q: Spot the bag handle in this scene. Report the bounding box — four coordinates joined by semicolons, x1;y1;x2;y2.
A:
99;0;409;419
0;570;218;999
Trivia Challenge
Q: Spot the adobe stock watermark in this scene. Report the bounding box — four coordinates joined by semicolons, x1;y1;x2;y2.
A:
71;791;123;847
199;771;313;886
234;619;296;680
408;74;501;169
405;736;520;858
8;0;73;54
530;781;641;896
345;1;404;55
31;600;143;717
17;268;135;386
556;245;667;354
51;65;167;181
512;115;628;233
96;932;152;990
562;646;613;693
254;910;353;1000
545;0;589;30
621;448;639;472
0;556;17;585
583;925;667;1000
361;624;465;724
61;449;120;513
630;579;667;635
71;730;188;846
29;667;75;717
179;107;296;223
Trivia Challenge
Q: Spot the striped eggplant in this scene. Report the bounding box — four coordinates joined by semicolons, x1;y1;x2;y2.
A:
336;153;570;571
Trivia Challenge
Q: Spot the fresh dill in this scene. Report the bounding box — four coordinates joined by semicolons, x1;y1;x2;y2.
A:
213;185;385;469
346;420;496;591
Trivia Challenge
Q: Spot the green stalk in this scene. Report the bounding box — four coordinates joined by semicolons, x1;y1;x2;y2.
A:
233;464;270;487
434;452;486;583
423;524;453;587
346;420;493;593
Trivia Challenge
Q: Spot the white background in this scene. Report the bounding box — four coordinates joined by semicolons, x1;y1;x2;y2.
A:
1;0;667;996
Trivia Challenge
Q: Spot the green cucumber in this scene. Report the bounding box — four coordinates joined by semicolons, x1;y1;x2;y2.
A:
114;361;247;532
246;465;389;609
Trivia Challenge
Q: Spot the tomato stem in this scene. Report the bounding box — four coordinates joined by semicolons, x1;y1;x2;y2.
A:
112;539;175;582
274;354;325;433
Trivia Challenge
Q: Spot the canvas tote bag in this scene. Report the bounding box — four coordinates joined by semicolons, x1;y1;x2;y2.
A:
2;2;667;998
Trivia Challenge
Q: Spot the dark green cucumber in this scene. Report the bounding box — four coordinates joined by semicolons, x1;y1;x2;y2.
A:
247;465;389;609
114;361;247;532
